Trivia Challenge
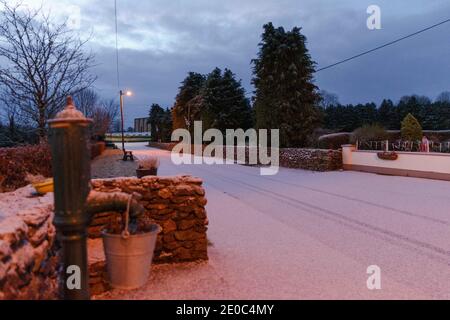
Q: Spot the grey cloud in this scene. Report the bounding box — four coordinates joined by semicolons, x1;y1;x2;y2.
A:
73;0;450;126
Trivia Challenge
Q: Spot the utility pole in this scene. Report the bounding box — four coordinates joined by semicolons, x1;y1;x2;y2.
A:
119;89;133;161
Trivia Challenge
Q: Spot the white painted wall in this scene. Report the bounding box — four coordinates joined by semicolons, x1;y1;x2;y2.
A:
342;145;450;174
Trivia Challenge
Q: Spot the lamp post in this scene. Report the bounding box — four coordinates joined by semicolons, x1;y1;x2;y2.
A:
48;96;93;300
119;89;132;160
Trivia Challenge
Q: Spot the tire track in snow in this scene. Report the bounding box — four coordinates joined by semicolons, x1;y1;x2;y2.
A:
141;146;450;260
219;164;450;226
197;165;450;260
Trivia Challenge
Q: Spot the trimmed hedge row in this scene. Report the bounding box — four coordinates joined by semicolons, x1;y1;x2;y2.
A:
0;141;106;192
317;130;450;150
317;133;352;150
90;141;106;159
0;143;52;192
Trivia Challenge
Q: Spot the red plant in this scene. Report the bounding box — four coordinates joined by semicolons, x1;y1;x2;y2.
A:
377;151;398;160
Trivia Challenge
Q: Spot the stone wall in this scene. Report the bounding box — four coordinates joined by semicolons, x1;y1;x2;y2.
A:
148;142;343;171
90;175;208;263
1;175;208;299
0;186;58;300
279;149;342;171
148;141;178;151
86;175;208;295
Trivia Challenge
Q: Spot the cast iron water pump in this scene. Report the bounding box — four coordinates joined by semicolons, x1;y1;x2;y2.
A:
48;96;92;299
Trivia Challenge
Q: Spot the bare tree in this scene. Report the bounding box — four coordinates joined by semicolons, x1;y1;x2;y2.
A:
73;88;100;117
0;93;19;133
0;91;38;146
318;90;339;109
112;119;122;133
91;98;119;138
436;91;450;103
100;98;120;129
73;89;119;138
0;1;96;138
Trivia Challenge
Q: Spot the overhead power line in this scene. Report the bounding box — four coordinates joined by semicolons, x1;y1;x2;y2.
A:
316;18;450;72
114;0;120;89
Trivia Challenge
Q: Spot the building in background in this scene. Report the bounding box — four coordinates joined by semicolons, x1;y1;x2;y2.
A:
134;117;150;133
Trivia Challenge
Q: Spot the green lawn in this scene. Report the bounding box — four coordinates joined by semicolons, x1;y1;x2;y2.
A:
105;136;151;142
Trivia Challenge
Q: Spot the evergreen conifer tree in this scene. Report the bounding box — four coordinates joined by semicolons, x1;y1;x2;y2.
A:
252;22;321;147
172;72;206;133
401;113;423;141
149;103;172;142
202;68;253;133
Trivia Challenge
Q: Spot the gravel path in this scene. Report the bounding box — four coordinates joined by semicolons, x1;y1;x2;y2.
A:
91;149;138;179
96;142;450;299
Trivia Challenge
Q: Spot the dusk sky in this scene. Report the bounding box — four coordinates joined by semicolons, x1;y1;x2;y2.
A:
14;0;450;127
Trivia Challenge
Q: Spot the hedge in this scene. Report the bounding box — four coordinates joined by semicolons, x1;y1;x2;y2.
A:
316;129;450;150
0;143;52;192
0;141;106;192
317;132;351;149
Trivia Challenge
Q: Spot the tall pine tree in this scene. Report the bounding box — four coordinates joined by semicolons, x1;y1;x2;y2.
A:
172;72;206;133
149;103;172;142
201;68;253;133
172;69;253;137
377;99;396;129
252;22;321;147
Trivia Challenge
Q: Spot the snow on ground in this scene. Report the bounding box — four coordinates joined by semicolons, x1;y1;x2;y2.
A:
97;142;450;299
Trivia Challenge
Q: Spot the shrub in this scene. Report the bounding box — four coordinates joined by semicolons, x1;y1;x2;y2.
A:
351;124;388;143
0;143;52;192
423;130;450;142
386;130;402;141
138;155;160;169
401;113;423;141
317;132;351;149
305;128;334;148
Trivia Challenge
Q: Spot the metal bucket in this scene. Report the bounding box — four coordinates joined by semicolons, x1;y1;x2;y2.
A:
101;196;161;289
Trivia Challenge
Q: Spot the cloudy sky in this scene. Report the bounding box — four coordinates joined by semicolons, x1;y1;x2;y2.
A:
12;0;450;127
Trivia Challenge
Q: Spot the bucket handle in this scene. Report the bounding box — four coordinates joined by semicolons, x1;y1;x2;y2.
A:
121;194;133;239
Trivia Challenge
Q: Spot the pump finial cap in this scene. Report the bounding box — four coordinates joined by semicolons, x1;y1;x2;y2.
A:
47;96;92;125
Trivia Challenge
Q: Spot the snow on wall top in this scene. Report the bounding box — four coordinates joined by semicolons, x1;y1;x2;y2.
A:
0;185;53;221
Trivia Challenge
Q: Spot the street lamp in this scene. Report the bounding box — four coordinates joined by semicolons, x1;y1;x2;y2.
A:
119;89;133;161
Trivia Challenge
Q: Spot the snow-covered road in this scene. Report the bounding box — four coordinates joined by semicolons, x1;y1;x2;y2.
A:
101;142;450;299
